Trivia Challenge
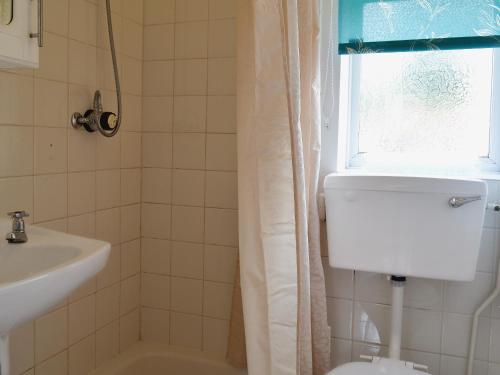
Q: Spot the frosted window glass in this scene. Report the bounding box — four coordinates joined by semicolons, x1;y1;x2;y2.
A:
357;49;494;161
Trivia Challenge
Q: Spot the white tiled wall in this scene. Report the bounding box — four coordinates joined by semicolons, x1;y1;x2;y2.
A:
140;0;238;355
1;0;143;374
325;181;500;375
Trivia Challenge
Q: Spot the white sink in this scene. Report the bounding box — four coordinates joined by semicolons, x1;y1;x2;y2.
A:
0;219;110;335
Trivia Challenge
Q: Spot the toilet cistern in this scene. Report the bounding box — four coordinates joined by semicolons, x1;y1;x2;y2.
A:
323;174;488;374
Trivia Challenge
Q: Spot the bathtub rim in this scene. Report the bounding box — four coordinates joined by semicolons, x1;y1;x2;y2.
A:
90;341;239;375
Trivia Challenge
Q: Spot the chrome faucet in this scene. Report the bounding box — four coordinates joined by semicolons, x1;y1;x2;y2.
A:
6;211;29;244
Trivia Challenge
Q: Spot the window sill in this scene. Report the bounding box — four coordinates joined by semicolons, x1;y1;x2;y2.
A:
336;168;500;182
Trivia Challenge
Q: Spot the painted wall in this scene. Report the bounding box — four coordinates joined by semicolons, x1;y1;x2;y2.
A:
0;0;143;373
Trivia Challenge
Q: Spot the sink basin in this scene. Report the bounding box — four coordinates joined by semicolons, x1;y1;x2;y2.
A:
0;219;110;335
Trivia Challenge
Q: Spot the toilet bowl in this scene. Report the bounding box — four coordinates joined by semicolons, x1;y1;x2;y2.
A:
328;358;428;375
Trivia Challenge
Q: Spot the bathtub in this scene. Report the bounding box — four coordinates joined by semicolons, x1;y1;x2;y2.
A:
90;342;247;375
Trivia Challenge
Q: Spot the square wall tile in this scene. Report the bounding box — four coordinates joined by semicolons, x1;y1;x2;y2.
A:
121;204;141;242
68;334;95;375
122;18;143;59
121;132;142;169
0;126;33;177
142;308;170;344
96;284;120;329
173;133;206;169
205;208;238;246
69;0;97;45
96;133;121;170
95;208;120;245
123;0;143;23
68;213;95;238
143;61;174;96
0;72;33;126
327;298;353;340
208;19;235;57
142;168;172;204
207;96;236;133
144;24;175;61
206;134;236;171
203;281;233;319
142;96;173;133
44;0;69;35
121;168;141;205
171;205;204;242
120;274;141;314
175;0;209;22
204;245;237;283
174;21;208;59
119;309;140;352
35;350;67;375
142;238;171;275
95;321;119;367
171;241;204;278
10;322;34;375
68;295;96;344
442;313;490;360
205;171;237;208
171;277;203;314
35;307;68;363
143;133;173;168
68;172;96;216
35;128;68;174
170;312;202;349
173;96;207;133
144;0;175;25
444;273;494;314
36;32;68;82
0;177;33;217
208;58;235;95
34;174;68;222
142;203;171;239
209;0;236;19
172;169;205;206
174;60;207;96
68;40;97;86
203;317;229;354
142;273;170;310
96;169;121;210
122;94;142;132
68;130;96;172
121;56;143;96
34;78;68;127
121;239;141;279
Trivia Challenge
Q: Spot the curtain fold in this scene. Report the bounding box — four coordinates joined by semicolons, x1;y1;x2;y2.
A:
233;1;330;374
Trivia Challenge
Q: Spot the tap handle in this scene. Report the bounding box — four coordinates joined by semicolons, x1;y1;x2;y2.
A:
7;211;29;219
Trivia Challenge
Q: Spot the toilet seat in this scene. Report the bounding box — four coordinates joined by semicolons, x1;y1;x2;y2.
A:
327;358;429;375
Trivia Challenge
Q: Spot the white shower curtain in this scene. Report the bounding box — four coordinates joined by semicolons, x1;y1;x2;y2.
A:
236;1;330;374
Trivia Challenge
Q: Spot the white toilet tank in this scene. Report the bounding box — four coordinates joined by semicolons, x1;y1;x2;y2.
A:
324;175;487;281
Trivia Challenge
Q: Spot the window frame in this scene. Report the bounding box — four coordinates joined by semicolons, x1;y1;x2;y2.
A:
338;49;500;173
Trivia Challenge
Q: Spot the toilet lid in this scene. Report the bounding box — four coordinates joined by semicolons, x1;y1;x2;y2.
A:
328;359;428;375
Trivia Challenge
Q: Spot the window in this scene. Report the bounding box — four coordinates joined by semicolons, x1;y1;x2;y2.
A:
339;48;500;173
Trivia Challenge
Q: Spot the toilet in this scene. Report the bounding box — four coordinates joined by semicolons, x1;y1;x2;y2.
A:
330;357;428;374
323;175;487;375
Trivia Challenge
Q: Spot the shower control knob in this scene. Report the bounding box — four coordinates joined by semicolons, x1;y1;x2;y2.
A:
100;112;118;131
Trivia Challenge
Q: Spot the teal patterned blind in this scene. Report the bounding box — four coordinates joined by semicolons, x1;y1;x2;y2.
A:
339;0;500;54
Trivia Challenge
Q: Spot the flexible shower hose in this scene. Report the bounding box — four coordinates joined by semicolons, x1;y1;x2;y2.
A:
100;0;121;137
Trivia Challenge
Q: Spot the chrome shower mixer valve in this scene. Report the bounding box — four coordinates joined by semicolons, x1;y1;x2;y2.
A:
71;90;118;135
